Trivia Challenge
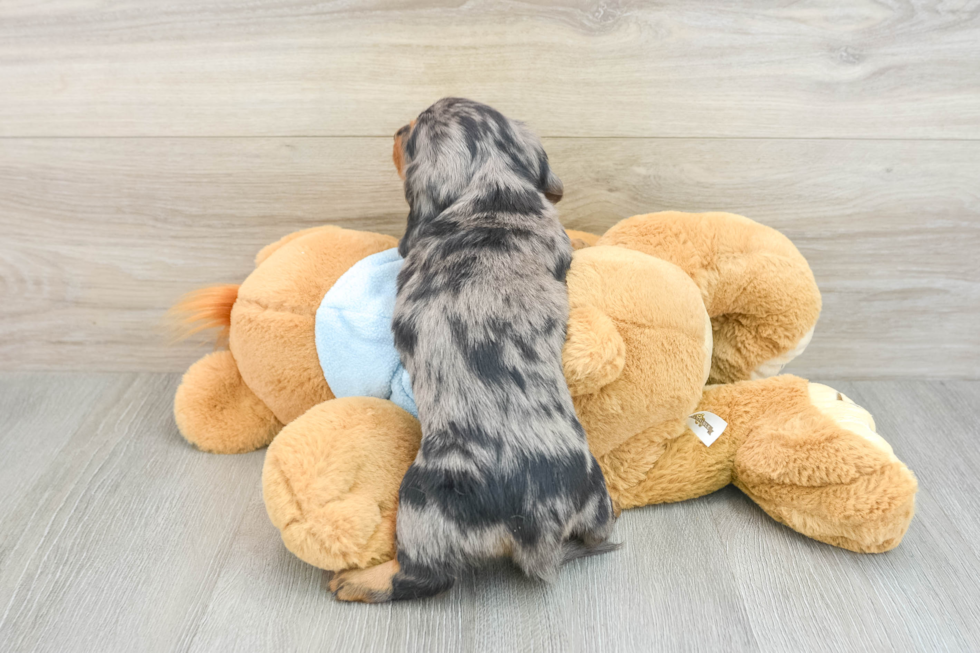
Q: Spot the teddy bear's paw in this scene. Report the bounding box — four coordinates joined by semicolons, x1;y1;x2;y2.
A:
807;382;898;461
733;382;917;553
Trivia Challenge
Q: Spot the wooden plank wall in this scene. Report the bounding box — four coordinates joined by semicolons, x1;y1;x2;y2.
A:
1;0;978;377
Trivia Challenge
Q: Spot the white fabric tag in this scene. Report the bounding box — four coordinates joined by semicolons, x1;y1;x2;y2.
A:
687;411;727;447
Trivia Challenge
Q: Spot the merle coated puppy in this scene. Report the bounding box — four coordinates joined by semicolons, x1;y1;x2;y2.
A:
329;98;617;603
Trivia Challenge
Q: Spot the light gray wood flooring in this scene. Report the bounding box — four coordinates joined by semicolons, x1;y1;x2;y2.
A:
1;373;978;652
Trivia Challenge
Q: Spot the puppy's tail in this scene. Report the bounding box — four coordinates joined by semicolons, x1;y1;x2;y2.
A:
561;538;621;566
167;284;240;345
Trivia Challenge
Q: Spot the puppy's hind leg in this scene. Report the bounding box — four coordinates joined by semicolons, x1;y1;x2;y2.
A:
566;492;620;561
389;554;456;601
329;559;400;604
329;551;455;603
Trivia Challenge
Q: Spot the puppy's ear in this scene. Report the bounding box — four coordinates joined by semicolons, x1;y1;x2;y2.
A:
543;168;563;204
393;124;411;180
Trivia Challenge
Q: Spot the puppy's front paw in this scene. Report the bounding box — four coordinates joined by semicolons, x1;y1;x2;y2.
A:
330;560;399;603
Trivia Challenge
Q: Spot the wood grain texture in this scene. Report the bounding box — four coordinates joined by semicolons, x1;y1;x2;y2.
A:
0;373;112;526
1;137;977;376
0;374;266;653
1;374;979;652
1;0;979;138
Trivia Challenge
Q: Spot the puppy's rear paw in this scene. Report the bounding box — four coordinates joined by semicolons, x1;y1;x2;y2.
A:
330;560;399;603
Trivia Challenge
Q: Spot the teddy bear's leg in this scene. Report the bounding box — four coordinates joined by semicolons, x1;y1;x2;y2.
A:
262;397;421;571
174;350;282;453
707;376;918;553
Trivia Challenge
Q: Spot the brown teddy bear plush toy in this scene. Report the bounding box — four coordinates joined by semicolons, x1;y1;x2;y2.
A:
173;211;917;573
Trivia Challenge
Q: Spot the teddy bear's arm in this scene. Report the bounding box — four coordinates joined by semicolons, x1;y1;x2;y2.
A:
598;212;821;384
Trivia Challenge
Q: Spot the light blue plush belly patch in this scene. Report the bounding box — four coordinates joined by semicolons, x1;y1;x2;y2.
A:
314;248;418;417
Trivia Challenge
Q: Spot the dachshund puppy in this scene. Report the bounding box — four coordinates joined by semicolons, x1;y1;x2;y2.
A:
330;98;617;603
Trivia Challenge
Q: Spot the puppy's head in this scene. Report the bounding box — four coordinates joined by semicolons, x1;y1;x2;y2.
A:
392;98;563;255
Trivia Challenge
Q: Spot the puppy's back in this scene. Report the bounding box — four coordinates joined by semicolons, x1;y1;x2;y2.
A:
394;193;615;580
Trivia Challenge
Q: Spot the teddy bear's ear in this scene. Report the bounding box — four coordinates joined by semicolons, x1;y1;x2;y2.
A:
565;229;601;251
562;305;626;397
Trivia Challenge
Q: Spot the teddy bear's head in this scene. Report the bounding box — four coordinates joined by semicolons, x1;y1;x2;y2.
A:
561;246;713;459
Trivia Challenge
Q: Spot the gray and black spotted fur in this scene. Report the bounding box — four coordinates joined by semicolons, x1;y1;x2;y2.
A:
387;98;617;601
